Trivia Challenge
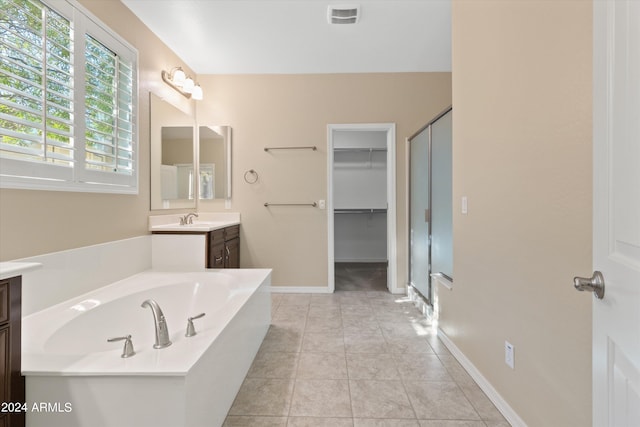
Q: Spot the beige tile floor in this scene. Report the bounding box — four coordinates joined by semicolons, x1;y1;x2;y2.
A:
224;287;512;427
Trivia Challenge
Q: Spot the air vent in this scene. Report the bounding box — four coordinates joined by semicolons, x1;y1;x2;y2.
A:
328;5;360;24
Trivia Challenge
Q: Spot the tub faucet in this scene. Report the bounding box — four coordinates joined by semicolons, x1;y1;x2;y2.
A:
141;299;172;349
180;212;198;225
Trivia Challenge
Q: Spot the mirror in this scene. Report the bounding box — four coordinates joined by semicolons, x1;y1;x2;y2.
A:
199;125;232;200
150;92;233;209
150;92;196;210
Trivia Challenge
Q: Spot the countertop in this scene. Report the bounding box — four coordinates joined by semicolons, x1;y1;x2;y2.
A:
148;212;240;233
0;262;42;280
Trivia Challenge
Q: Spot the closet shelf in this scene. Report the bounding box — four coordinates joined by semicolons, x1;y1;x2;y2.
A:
334;147;387;168
334;208;387;214
333;148;387;152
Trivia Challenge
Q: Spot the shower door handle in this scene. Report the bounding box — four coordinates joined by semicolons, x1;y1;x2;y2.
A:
425;209;430;223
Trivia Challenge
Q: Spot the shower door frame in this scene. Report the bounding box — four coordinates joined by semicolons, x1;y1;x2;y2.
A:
327;123;398;293
407;106;452;305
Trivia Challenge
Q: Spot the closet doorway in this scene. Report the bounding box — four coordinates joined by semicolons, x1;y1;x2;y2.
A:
327;124;398;293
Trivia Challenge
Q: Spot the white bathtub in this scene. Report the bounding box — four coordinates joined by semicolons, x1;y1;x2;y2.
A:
22;269;271;427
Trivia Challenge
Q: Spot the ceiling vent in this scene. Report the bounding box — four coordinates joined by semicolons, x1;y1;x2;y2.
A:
327;5;360;24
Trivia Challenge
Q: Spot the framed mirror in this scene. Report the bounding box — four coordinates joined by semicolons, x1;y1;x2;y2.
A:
199;125;232;200
150;92;196;210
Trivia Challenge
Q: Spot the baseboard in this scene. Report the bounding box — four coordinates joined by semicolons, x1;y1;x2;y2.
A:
437;328;528;427
269;286;332;294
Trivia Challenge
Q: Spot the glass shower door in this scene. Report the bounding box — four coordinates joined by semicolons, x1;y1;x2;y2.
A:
409;107;452;303
409;127;430;299
430;110;453;282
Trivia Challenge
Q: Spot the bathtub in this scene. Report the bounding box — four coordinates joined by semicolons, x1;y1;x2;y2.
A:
22;269;271;427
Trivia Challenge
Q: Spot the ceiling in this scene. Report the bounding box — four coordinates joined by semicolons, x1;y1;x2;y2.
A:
120;0;451;75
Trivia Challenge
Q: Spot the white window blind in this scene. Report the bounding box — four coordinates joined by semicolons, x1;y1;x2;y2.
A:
0;0;138;193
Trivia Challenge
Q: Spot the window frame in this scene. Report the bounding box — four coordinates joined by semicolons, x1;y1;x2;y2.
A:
0;0;139;194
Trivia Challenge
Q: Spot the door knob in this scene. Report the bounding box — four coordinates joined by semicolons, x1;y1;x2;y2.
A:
573;271;605;299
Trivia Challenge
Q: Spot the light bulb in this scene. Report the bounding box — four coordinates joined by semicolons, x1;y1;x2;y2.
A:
191;85;203;100
172;67;186;87
183;77;195;93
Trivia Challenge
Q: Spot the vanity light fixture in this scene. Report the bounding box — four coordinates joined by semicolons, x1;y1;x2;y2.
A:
161;66;204;100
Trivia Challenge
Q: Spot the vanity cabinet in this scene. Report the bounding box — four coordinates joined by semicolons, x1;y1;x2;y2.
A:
0;276;25;427
207;225;240;268
152;224;240;269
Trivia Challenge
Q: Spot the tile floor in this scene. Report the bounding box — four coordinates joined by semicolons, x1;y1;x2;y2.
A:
223;288;512;427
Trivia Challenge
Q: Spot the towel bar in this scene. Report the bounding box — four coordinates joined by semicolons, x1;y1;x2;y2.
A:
264;202;317;207
264;146;317;152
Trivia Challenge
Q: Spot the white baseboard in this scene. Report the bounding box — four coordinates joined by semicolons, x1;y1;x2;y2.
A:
269;286;332;294
437;328;527;427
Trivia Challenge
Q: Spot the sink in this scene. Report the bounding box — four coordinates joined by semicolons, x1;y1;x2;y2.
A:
148;213;240;233
151;221;228;232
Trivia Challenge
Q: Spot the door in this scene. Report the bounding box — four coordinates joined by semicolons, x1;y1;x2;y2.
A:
327;124;398;293
430;110;453;284
409;107;452;303
591;1;640;425
409;126;430;299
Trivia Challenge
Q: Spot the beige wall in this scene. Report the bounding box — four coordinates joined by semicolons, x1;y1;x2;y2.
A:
0;0;195;261
446;1;592;426
197;73;451;286
0;0;452;291
0;0;594;423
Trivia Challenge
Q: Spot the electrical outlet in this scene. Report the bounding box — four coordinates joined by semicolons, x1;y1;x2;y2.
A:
318;200;326;209
505;341;515;369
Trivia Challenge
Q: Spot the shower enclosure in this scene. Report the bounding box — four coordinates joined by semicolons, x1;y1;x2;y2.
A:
408;107;453;304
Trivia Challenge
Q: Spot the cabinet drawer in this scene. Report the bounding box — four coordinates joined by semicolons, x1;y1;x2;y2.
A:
224;225;239;241
0;283;8;325
211;229;224;242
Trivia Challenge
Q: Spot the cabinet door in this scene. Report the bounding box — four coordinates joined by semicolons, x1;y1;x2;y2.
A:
210;243;225;268
225;238;240;268
207;229;225;268
0;283;8;325
0;326;8;406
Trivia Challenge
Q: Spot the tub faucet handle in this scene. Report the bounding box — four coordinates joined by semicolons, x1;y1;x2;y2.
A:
186;313;206;337
107;335;135;358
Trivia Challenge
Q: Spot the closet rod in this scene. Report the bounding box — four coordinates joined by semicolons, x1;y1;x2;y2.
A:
264;146;317;152
334;208;387;214
333;147;387;152
264;202;317;207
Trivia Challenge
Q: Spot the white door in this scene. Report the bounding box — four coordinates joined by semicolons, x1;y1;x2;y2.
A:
589;1;640;425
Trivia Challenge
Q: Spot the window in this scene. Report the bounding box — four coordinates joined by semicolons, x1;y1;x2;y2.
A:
0;0;138;193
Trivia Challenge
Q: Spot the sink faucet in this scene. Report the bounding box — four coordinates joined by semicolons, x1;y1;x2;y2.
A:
180;212;199;225
141;299;172;349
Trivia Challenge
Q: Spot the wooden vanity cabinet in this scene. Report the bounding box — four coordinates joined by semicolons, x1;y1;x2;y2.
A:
207;225;240;268
0;276;25;427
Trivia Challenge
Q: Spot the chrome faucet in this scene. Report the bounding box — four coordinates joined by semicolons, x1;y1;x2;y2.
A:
141;299;172;349
180;212;199;225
